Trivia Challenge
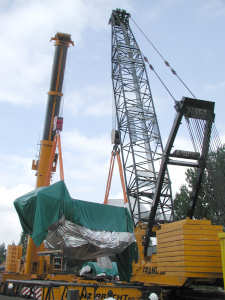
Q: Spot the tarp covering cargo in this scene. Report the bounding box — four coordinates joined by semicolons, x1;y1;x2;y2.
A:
14;181;138;281
80;261;119;277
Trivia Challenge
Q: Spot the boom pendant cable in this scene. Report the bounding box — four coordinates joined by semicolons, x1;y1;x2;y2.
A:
132;17;223;155
132;15;224;213
143;56;176;104
131;17;196;98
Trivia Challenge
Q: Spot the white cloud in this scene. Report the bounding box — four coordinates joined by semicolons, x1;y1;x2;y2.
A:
0;153;35;244
201;0;225;17
0;154;35;187
169;165;188;194
0;0;131;106
166;136;195;194
62;131;192;203
173;136;194;152
65;85;112;116
0;131;115;244
0;130;113;243
204;81;225;91
0;184;33;245
57;129;115;201
63;129;111;157
132;0;182;22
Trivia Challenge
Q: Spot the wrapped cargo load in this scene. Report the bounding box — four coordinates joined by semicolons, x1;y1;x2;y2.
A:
80;259;119;278
14;181;138;281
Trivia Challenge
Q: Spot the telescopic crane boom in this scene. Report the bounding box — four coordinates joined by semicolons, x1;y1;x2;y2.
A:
33;32;73;187
25;32;73;275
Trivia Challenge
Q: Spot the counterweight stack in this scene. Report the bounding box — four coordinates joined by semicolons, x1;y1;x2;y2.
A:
109;9;173;223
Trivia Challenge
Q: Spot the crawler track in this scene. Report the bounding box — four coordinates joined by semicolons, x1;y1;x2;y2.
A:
168;287;225;300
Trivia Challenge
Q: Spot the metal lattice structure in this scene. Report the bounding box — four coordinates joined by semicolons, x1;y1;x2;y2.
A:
109;9;173;224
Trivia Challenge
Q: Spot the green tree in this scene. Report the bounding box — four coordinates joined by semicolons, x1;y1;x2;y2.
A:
174;145;225;225
0;243;6;264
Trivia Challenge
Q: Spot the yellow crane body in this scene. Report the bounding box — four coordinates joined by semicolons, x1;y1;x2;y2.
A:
30;218;222;299
132;219;222;286
2;219;223;299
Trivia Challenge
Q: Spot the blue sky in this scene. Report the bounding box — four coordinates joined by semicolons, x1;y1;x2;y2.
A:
0;0;224;244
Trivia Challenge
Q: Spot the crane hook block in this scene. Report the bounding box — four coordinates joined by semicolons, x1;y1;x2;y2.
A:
111;129;120;145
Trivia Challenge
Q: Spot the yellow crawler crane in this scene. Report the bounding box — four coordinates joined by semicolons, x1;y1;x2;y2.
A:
1;10;225;300
42;219;224;300
2;220;224;300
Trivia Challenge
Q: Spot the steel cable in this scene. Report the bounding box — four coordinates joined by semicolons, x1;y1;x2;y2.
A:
131;16;223;155
131;17;196;98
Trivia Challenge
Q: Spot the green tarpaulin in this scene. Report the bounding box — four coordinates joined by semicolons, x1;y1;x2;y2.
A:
14;181;138;281
83;262;118;277
14;181;134;246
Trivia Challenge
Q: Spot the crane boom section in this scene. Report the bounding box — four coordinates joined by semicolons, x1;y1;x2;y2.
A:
25;33;73;274
35;33;73;188
110;9;173;224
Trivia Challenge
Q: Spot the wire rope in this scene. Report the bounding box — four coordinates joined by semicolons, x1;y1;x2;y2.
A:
130;15;225;219
131;17;224;155
131;17;196;98
143;57;176;103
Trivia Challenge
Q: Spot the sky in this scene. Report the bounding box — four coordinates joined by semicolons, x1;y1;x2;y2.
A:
0;0;224;245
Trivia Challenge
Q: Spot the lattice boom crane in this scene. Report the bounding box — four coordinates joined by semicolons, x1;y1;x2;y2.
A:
109;9;173;224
